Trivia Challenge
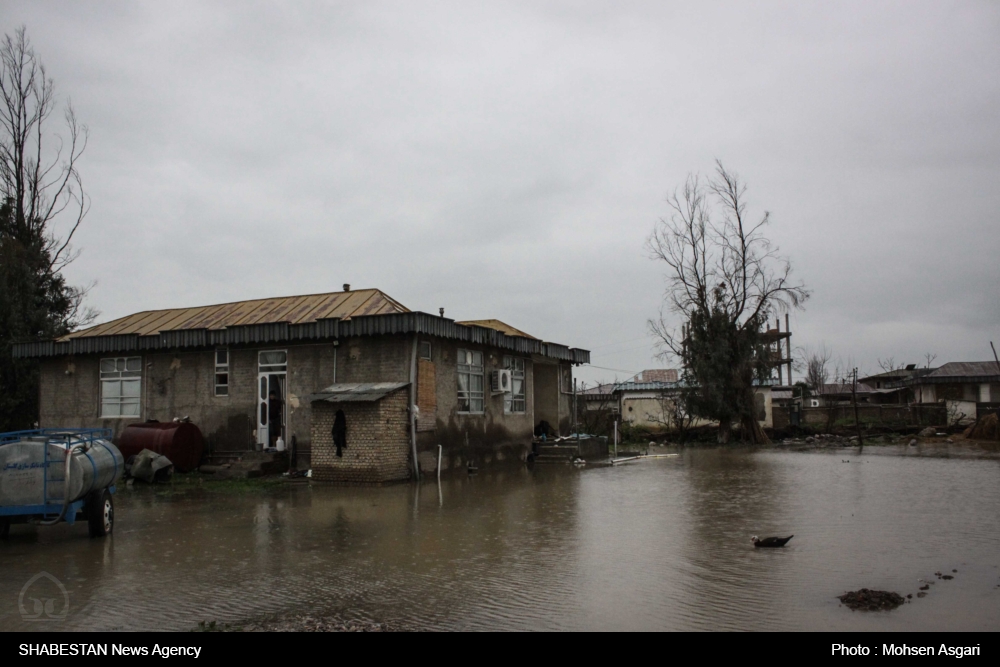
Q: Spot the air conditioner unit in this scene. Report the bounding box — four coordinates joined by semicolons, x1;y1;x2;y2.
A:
491;369;513;394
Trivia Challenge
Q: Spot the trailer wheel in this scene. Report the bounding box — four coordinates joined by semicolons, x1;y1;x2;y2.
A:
88;489;114;538
0;520;9;540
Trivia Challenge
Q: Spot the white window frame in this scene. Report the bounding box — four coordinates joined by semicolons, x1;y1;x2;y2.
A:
419;341;432;361
457;348;484;414
503;356;526;414
215;348;229;396
100;356;142;418
258;349;287;372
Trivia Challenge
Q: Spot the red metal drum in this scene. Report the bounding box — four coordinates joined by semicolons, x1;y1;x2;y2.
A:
118;422;205;473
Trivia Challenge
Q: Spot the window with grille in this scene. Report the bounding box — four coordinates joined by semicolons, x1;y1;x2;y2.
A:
100;357;142;417
503;356;526;413
215;348;229;396
457;349;484;413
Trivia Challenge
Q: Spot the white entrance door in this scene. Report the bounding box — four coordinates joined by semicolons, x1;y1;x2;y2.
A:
256;350;288;449
257;373;287;449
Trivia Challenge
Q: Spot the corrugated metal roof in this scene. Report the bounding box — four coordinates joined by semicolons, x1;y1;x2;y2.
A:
455;319;537;339
924;361;1000;378
306;382;409;403
819;383;875;394
60;288;409;341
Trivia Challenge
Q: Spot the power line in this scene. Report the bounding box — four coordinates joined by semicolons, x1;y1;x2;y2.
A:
580;363;641;375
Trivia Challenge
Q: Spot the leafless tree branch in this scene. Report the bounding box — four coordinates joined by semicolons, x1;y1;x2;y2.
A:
1;26;90;275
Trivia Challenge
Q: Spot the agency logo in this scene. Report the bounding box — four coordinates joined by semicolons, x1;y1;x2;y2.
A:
19;571;69;622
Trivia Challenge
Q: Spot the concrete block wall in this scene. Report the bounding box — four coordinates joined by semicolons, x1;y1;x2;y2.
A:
415;338;554;470
310;388;411;484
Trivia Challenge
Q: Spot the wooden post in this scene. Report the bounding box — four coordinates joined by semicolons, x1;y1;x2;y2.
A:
785;313;792;384
776;317;783;385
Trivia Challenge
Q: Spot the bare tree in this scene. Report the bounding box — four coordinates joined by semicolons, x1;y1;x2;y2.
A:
1;27;96;430
924;353;937;369
1;27;93;286
648;161;809;444
877;357;904;373
805;345;832;392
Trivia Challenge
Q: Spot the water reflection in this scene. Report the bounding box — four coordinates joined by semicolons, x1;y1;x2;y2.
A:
1;446;999;631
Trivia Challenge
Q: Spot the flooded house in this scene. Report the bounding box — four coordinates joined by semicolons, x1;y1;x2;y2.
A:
896;361;1000;424
12;287;589;483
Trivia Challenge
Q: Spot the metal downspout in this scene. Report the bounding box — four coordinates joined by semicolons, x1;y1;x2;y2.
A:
409;334;420;480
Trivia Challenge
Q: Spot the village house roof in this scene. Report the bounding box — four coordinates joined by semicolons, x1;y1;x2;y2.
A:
455;319;537;339
59;288;409;339
818;383;875;395
897;361;1000;385
12;287;590;364
859;366;935;386
630;369;679;383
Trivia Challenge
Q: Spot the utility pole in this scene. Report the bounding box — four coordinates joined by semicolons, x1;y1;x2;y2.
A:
851;367;864;448
573;377;578;435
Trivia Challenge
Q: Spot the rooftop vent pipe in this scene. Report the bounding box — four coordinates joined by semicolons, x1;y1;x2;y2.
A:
343;284;350;292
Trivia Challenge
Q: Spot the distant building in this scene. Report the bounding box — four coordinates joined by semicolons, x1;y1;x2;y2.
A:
858;365;935;404
579;369;774;430
807;383;876;408
628;369;679;383
896;362;999;403
859;364;934;390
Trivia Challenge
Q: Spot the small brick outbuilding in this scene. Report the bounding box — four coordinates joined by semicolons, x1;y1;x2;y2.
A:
308;383;410;484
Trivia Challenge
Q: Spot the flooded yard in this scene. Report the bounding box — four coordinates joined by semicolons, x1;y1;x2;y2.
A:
2;445;999;631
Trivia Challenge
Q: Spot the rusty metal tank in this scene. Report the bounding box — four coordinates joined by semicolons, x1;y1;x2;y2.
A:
118;421;204;473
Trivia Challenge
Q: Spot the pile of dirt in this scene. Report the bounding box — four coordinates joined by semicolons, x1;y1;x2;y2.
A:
966;413;999;441
837;588;906;611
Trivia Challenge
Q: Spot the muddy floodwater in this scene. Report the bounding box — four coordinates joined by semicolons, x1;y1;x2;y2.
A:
3;445;1000;631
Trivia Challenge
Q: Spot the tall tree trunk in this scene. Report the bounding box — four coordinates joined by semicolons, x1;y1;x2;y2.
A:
741;413;770;444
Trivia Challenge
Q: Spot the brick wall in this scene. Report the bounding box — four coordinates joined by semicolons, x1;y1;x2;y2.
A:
310;388;411;484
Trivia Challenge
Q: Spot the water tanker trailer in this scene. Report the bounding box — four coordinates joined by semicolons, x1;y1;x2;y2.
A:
0;429;123;539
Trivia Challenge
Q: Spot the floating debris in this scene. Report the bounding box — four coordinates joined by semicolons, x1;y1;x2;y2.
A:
838;589;906;611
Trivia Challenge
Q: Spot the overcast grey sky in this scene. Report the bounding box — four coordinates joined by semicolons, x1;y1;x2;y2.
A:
4;0;998;385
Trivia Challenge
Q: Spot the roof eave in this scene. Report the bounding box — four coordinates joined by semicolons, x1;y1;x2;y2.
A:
12;311;590;364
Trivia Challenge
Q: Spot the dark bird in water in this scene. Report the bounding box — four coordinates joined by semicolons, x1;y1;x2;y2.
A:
751;535;794;548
